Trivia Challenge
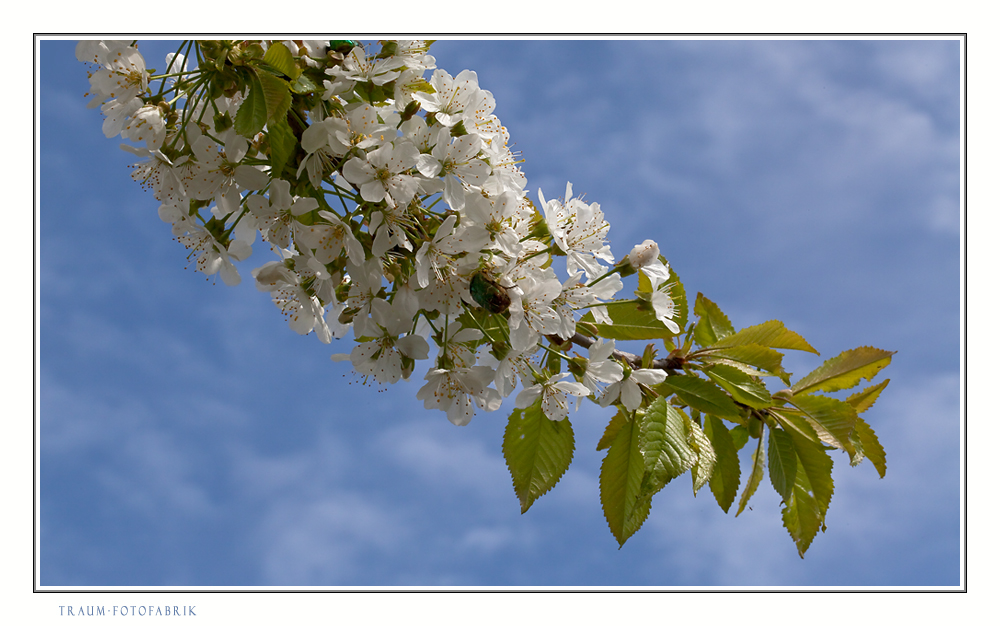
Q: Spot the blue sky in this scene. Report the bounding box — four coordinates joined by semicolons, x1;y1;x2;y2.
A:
38;37;961;587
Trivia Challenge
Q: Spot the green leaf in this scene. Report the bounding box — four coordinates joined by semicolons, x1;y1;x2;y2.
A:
693;293;734;348
791;346;895;395
704;415;741;513
666;263;688;335
704;364;773;409
849;414;887;477
599;411;650;547
736;435;765;517
771;412;835;557
785;394;858;455
698;344;789;383
596;407;628;452
712;320;819;354
781;459;824;558
767;427;797;502
256;70;293;124
846;379;890;414
686;414;716;496
771;411;834;518
262;42;300;79
582;300;678;341
289;73;318;94
266;115;297;176
637;400;697;500
589;262;686;341
407;77;435;94
503;401;575;514
656;375;742;421
730;424;750;452
234;75;267;138
456;307;509;350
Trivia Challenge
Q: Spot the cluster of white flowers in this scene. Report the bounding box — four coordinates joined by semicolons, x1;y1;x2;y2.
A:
79;39;682;426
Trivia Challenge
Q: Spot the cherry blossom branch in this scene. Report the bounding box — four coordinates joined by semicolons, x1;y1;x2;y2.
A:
566;333;684;371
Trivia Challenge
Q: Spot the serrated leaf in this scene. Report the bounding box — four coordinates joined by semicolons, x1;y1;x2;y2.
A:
600;412;650;547
263;42;300;79
771;412;835;557
686;414;716;496
704;415;741;513
846;379;890;414
785;394;858;455
256;70;293;124
781;461;824;558
791;346;895;395
596;407;628;451
736;435;765;517
266;115;296;176
591;263;686;341
849;414;887;477
582;300;678;341
656;375;742;420
693;293;734;348
637;400;697;499
503;401;575;514
666;263;688;335
234;75;267;138
767;427;797;502
712;319;818;354
705;364;773;409
699;344;788;383
771;411;834;518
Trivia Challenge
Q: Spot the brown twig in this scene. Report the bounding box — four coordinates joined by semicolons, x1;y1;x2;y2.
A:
567;333;685;371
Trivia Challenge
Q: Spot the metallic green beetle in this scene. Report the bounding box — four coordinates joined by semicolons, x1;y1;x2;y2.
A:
469;271;511;315
329;40;361;53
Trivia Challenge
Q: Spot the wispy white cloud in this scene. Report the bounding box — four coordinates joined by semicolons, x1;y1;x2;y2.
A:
256;492;406;585
41;38;961;588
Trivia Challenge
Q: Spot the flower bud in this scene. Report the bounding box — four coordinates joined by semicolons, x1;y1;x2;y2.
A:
628;239;660;270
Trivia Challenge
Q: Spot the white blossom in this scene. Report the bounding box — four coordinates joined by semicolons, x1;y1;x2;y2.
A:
515;373;591;422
